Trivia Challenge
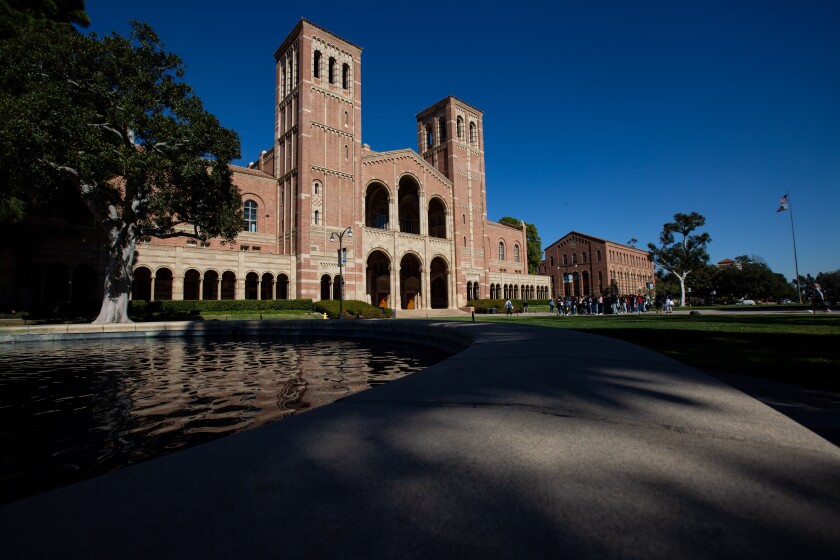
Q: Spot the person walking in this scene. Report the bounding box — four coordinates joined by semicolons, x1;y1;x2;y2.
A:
810;283;832;313
505;298;513;316
548;298;555;313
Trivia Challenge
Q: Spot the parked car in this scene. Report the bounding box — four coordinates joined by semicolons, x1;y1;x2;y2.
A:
780;299;792;304
736;299;756;305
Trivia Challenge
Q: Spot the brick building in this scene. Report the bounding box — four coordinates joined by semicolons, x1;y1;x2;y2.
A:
541;232;655;298
0;19;549;312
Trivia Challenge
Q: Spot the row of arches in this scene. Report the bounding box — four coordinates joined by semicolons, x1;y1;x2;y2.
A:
488;284;549;301
423;115;478;150
131;267;290;301
365;175;448;239
366;250;449;310
610;269;655;295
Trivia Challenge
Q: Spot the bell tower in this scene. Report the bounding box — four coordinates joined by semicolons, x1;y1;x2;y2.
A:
273;19;363;299
417;97;488;297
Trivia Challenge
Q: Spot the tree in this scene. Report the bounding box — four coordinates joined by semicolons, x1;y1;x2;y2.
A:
715;255;795;303
647;212;711;306
0;22;242;323
498;216;543;274
0;0;89;39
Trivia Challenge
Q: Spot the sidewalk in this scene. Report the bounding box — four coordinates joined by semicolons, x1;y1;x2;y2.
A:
2;320;839;558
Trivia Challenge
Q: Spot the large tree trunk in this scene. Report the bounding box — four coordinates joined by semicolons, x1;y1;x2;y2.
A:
92;224;137;324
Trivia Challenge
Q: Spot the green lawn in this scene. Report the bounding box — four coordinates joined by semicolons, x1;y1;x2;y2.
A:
472;313;840;391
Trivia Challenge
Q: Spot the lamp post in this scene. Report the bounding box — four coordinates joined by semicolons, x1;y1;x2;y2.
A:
329;227;352;319
687;287;692;307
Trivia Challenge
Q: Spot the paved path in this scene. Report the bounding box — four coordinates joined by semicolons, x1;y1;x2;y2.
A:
1;320;839;559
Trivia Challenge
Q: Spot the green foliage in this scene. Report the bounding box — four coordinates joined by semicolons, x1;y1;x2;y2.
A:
498;216;543;274
312;300;392;319
129;299;315;320
1;21;243;321
0;0;89;39
468;298;550;313
712;255;796;302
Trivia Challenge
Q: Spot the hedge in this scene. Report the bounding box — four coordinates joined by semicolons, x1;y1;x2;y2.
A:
129;299;315;321
468;298;553;313
128;298;392;321
313;300;392;319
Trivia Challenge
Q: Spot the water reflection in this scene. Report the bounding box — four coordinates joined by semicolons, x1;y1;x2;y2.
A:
0;336;448;504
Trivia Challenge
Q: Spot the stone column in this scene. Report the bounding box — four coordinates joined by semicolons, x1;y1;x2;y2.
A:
198;275;204;300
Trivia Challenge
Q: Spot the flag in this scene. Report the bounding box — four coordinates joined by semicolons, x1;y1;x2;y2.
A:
776;194;789;213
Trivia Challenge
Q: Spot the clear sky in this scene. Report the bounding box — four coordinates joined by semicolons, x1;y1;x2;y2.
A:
84;0;839;281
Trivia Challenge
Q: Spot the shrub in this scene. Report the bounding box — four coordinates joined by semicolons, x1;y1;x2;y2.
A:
313;300;392;319
128;299;315;321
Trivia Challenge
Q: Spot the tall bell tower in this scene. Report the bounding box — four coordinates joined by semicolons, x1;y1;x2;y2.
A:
417;96;488;299
273;19;363;300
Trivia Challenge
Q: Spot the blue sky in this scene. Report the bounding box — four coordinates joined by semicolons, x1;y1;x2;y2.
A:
85;1;840;281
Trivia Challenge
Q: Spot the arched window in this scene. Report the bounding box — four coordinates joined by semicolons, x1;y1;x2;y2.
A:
328;57;336;83
426;125;434;149
457;116;464;139
438;116;446;142
342;63;350;89
344;145;349;160
514;244;520;262
314;210;319;225
550;256;555;266
313;50;321;78
597;250;602;262
313;181;320;195
498;241;505;261
563;255;568;266
243;200;257;232
572;253;578;264
582;251;587;263
469;122;477;144
462;214;466;224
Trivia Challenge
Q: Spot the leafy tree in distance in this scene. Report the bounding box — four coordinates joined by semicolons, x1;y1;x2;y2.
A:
0;21;242;323
498;216;542;274
647;212;711;306
0;0;89;39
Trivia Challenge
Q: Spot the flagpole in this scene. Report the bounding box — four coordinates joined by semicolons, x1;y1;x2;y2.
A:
787;193;802;303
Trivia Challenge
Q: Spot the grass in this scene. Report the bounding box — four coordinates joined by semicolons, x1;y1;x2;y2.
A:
471;312;840;391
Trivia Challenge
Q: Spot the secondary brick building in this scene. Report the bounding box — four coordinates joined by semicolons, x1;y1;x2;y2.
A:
541;232;655;298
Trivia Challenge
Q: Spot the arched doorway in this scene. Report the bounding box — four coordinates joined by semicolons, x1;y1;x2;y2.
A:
183;269;200;300
132;266;152;301
399;253;421;309
261;273;274;300
398;176;420;234
430;257;448;309
153;268;173;301
221;271;236;300
202;270;219;300
427;197;447;238
245;272;259;300
366;250;391;309
277;274;289;299
333;274;342;301
320;274;332;300
365;182;390;229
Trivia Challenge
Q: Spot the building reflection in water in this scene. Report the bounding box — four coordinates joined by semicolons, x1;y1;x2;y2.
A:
0;336;449;504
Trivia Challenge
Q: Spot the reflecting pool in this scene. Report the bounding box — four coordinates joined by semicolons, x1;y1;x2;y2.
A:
0;336;449;504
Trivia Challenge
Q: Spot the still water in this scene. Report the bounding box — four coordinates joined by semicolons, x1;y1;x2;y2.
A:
0;336;448;504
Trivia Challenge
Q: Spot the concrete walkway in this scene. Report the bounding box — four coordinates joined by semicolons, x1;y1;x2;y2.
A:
1;320;839;559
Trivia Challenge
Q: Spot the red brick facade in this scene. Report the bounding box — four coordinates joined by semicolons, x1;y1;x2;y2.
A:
542;232;655;298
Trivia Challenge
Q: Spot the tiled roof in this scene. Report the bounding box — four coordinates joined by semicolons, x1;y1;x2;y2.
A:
229;164;275;179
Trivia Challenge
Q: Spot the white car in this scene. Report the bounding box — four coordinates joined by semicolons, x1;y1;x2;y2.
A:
736;299;756;305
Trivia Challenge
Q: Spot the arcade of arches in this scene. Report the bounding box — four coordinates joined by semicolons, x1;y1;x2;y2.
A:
365;250;450;310
131;267;290;301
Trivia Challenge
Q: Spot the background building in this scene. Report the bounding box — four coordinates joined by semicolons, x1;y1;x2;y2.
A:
543;232;655;298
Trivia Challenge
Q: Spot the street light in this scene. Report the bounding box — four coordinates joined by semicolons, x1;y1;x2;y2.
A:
329;227;352;319
687;287;692;307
